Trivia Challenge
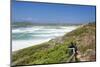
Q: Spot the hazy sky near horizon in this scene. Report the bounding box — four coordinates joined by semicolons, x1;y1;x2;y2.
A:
12;0;96;24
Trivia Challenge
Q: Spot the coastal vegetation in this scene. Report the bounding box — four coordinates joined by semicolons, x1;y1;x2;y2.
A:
12;22;96;66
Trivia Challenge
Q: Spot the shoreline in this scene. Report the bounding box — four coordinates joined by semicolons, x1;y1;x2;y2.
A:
12;38;51;51
12;26;79;52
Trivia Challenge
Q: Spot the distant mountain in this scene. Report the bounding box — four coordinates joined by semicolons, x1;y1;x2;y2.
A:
12;22;96;65
12;22;34;28
12;21;82;28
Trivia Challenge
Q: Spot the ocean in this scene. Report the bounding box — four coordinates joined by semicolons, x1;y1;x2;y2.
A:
12;25;78;51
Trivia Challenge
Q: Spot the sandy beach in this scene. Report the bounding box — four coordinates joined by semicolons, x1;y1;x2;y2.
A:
12;26;79;51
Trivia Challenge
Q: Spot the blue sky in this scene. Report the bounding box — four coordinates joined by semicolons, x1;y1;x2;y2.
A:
12;0;96;24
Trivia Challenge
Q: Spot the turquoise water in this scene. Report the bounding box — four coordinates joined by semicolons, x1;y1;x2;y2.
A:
12;26;72;40
12;25;78;51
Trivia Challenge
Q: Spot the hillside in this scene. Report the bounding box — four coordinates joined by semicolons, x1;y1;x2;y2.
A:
12;22;96;66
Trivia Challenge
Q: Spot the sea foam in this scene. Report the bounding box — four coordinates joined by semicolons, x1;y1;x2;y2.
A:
12;26;79;51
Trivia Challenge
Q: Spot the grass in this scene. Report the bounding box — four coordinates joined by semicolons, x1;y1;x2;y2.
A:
12;22;96;66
